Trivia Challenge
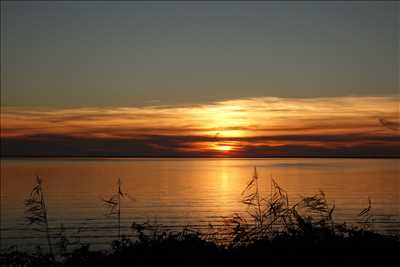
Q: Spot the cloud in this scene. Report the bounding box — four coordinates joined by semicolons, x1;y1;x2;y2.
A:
2;133;399;157
1;96;399;157
379;118;400;131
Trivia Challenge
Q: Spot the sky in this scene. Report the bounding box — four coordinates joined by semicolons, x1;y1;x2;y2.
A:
1;1;399;157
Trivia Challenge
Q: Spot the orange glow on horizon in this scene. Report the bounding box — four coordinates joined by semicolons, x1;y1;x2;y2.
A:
215;145;232;152
1;96;399;156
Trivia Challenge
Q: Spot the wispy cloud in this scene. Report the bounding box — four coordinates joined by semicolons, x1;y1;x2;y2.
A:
379;118;400;131
1;96;399;157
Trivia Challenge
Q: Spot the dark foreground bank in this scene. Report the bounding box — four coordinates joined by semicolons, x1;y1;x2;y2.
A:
1;224;399;267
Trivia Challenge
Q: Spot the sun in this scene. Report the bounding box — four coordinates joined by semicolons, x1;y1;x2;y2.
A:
216;145;232;152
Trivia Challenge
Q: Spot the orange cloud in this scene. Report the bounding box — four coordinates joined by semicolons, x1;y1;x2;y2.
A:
1;96;399;157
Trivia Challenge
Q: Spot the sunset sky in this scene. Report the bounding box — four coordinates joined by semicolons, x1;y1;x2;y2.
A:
1;1;399;157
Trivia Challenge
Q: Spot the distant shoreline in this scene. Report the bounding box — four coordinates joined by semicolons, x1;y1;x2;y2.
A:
1;156;399;160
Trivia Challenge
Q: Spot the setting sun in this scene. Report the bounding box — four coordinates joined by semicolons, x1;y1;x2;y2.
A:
216;145;232;152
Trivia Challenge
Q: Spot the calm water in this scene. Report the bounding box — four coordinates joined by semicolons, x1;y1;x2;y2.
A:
1;158;399;249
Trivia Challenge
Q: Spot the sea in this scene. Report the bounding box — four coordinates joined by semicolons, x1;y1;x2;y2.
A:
1;158;399;250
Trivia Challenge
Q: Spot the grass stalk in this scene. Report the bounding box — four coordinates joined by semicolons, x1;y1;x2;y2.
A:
24;176;54;260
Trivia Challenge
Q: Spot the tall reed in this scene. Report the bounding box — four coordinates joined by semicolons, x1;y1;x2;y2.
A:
227;167;338;245
102;178;125;240
24;176;54;259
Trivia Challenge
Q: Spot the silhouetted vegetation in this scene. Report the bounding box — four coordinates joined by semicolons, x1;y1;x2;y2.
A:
1;169;399;267
23;176;55;261
102;178;126;240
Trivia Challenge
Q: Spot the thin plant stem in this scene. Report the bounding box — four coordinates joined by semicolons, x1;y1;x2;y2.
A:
118;178;121;240
25;176;54;261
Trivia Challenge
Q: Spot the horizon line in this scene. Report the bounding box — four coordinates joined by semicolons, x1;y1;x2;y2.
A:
2;156;399;160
